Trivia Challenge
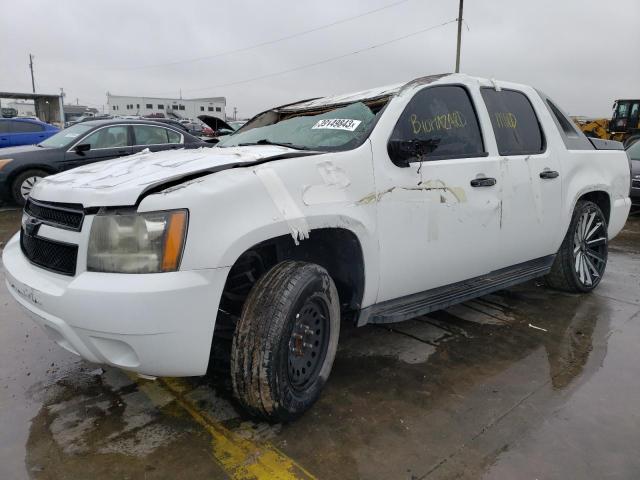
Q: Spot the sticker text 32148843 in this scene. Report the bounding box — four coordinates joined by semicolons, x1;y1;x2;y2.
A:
312;119;362;131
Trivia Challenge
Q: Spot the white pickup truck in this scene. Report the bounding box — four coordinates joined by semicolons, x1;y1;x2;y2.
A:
3;74;631;421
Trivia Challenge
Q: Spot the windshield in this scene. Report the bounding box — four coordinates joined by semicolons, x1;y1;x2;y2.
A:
39;124;94;148
218;102;378;151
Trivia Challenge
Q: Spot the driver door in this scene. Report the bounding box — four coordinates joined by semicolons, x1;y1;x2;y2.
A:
64;125;132;170
374;85;504;303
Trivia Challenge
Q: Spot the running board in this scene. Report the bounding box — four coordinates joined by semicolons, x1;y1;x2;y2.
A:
357;255;555;326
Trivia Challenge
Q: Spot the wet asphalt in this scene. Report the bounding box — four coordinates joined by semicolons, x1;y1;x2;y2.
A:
1;207;639;480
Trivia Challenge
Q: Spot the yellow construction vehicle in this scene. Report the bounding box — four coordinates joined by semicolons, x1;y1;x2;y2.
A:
575;99;640;147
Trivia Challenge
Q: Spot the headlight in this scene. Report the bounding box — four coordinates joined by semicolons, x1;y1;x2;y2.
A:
0;158;14;170
87;209;188;273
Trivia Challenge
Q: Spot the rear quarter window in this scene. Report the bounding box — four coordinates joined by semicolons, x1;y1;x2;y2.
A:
481;88;545;155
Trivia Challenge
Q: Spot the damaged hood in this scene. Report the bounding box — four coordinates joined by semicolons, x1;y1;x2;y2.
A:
30;145;316;207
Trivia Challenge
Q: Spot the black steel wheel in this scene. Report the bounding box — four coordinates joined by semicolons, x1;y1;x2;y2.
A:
231;261;340;422
287;297;330;391
546;200;608;292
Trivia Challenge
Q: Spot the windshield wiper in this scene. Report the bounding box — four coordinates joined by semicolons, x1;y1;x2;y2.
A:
238;139;309;150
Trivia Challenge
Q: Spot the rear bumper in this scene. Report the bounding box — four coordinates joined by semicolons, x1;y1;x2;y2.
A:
3;233;230;376
609;197;632;239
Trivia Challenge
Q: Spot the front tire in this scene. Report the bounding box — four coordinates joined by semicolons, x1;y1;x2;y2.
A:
231;261;340;422
545;200;608;292
11;169;49;206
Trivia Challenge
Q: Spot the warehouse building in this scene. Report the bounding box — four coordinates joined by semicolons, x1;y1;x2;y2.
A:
107;94;226;120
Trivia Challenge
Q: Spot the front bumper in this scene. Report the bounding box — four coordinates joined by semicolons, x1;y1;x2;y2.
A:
3;233;230;377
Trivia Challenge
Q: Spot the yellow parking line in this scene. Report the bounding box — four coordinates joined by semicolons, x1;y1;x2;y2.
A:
130;373;316;480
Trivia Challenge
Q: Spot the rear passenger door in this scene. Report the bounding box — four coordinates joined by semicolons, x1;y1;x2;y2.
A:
130;125;184;154
8;120;46;146
480;87;562;266
0;121;9;147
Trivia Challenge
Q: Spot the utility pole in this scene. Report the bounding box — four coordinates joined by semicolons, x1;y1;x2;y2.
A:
233;107;237;120
29;54;36;93
455;0;464;73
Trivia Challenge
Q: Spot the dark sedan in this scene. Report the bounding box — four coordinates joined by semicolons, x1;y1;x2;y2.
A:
0;119;209;205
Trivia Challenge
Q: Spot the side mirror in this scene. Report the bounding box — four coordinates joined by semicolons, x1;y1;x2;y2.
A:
387;138;438;167
74;143;91;155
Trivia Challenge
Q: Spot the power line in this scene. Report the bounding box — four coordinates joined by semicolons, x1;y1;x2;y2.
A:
111;0;412;71
156;18;457;97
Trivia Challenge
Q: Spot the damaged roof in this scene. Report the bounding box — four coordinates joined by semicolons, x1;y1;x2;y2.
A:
279;73;452;112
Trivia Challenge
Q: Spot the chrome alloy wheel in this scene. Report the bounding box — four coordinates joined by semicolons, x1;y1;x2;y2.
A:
572;206;607;287
20;175;43;200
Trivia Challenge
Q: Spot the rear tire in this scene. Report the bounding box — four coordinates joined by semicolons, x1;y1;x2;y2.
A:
11;169;48;206
231;261;340;422
545;200;608;293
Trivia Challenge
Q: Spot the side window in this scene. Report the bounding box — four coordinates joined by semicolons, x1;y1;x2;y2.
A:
133;125;170;145
82;126;128;149
166;129;182;144
389;85;485;163
546;100;579;137
481;88;545;155
11;121;43;133
0;122;10;133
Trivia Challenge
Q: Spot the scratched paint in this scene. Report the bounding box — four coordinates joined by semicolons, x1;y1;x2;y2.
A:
356;180;467;205
254;167;310;245
302;161;351;205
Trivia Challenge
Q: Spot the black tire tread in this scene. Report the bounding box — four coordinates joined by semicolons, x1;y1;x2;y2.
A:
231;260;337;421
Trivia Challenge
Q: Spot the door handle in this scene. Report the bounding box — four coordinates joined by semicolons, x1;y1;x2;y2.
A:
470;177;497;187
539;170;559;179
117;150;130;155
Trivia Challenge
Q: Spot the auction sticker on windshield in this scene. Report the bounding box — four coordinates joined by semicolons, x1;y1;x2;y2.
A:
312;119;362;131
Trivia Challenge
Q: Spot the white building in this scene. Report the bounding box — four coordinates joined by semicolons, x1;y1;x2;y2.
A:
107;94;226;120
4;99;37;117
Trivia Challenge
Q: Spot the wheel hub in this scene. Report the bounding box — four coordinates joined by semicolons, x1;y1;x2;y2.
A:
572;207;607;287
287;298;329;390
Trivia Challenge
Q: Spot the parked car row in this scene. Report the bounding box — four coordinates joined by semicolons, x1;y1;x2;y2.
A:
0;119;210;204
0;118;59;148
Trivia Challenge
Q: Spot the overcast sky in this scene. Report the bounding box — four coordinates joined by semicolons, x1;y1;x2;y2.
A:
1;0;638;119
